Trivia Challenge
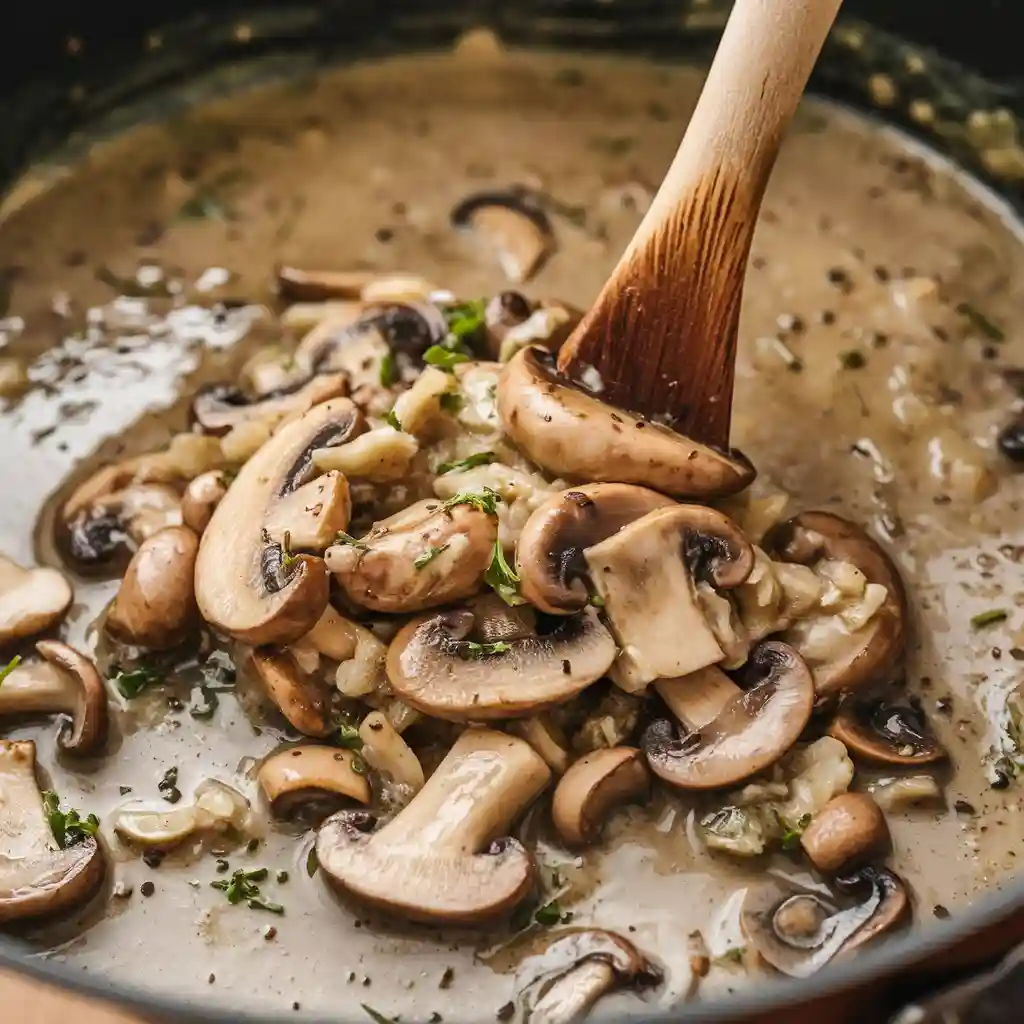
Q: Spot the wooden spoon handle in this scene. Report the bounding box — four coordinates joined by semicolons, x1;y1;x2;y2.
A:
559;0;843;448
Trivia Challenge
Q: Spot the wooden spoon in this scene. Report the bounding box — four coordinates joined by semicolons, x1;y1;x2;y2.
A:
557;0;844;450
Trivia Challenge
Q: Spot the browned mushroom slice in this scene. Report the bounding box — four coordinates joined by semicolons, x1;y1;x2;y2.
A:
263;471;352;551
741;868;909;978
498;347;755;499
251;651;332;738
828;697;946;766
800;793;891;875
277;266;378;302
515;929;662;1023
0;556;73;645
386;607;616;722
764;511;907;698
516;484;675;614
0;642;107;755
451;188;554;283
194;398;363;645
492;299;582;364
181;471;229;536
105;526;199;651
551;748;650;847
0;741;105;923
644;643;814;790
191;372;347;435
316;728;550;925
258;745;371;820
584;504;754;688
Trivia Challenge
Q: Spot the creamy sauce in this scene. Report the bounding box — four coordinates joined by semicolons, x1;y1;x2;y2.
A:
0;41;1022;1021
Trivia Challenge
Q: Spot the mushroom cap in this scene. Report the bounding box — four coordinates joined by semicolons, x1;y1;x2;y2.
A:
497;347;755;499
106;525;200;651
258;745;371;819
0;556;73;645
644;641;814;790
195;398;363;645
316;729;549;925
251;650;332;738
800;792;891;875
551;747;650;847
516;484;675;614
386;606;616;722
828;698;946;766
765;511;907;698
113;779;249;848
0;741;105;923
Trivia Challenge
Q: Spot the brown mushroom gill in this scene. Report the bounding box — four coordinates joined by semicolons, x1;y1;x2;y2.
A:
829;697;946;766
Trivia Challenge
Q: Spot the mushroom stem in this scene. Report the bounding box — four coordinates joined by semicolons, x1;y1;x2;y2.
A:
530;961;617;1024
655;666;738;731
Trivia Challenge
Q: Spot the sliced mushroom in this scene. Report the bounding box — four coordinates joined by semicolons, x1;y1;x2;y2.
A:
277;265;378;301
358;710;424;792
299;604;360;662
0;555;73;645
113;779;249;849
251;650;332;738
191;372;347;435
510;715;571;775
800;793;891;875
484;290;535;354
516;484;675;614
317;728;550;924
0;641;107;755
181;470;229;536
312;426;419;482
495;300;581;365
105;526;199;650
498;348;755;499
195;398;363;645
515;929;661;1024
741;868;909;978
451;188;554;283
257;745;370;820
551;747;650;847
828;697;946;766
644;643;814;790
325;498;497;614
583;504;753;688
386;607;616;722
263;471;352;550
0;740;105;923
765;512;907;697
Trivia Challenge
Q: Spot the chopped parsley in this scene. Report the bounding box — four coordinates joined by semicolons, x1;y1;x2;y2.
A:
350;753;368;775
957;302;1004;342
110;663;161;700
780;813;812;851
210;867;284;914
0;654;21;686
336;721;363;750
454;640;511;661
972;609;1008;629
437;451;496;475
379;351;398;387
42;791;99;849
441;487;500;516
484;536;525;607
414;544;449;570
305;847;320;877
280;530;299;570
385;408;403;431
533;900;565;926
335;530;368;550
423;345;470;371
715;947;747;966
443;298;487;342
439;391;464;414
361;1004;396;1024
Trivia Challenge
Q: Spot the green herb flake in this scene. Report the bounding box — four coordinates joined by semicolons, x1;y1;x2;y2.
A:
439;391;464;414
211;867;284;914
972;609;1008;629
780;812;813;851
438;451;496;475
441;487;501;517
335;530;368;550
455;641;512;662
589;594;605;608
280;530;298;570
533;900;563;926
385;408;403;431
957;302;1005;342
305;846;320;877
361;1004;396;1024
337;722;363;750
443;298;487;341
484;536;525;607
351;754;368;776
423;344;470;371
248;896;285;915
0;654;21;687
111;663;161;700
715;947;747;966
414;544;450;570
42;791;99;849
379;352;398;388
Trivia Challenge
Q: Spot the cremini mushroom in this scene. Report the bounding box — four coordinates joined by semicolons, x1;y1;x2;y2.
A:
0;641;107;755
494;299;581;365
195;398;363;645
450;188;554;283
257;745;371;820
551;747;649;847
583;504;754;689
800;793;891;875
765;512;907;698
828;697;946;766
0;740;105;923
251;650;332;738
180;470;229;536
644;643;814;791
191;372;347;435
113;779;249;849
325;498;497;613
514;929;661;1024
516;484;674;614
386;606;616;722
105;526;199;650
358;710;424;792
316;728;550;924
497;347;755;499
741;867;909;978
0;555;73;645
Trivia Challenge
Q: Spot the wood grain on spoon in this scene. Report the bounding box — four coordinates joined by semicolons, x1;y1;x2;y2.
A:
558;0;843;449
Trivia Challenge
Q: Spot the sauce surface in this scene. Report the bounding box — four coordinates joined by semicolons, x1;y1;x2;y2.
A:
0;42;1022;1021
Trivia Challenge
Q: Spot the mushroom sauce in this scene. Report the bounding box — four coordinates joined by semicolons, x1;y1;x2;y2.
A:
0;39;1022;1022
